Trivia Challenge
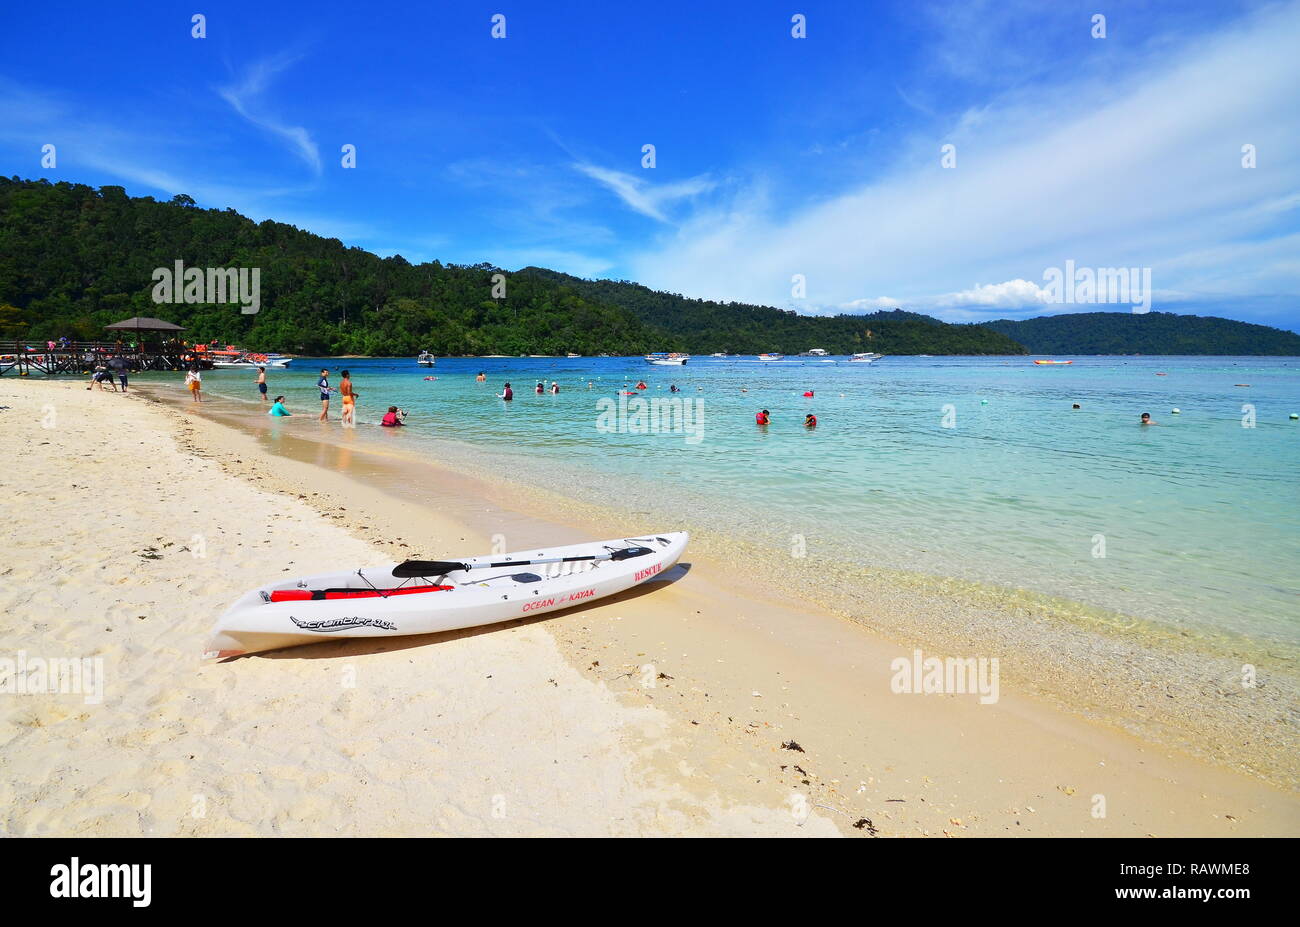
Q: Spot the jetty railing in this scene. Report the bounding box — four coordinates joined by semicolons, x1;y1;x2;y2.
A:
0;340;200;376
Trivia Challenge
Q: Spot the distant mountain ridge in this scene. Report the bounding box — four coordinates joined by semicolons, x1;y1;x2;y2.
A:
979;312;1300;355
515;268;1024;355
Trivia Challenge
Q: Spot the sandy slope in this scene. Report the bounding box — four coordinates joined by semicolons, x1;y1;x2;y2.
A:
0;379;835;836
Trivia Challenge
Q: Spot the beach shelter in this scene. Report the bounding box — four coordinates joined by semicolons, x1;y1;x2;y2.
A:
104;316;186;352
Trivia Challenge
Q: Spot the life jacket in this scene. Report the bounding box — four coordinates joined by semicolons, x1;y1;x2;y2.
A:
756;412;769;425
805;415;817;427
803;391;814;397
381;411;399;426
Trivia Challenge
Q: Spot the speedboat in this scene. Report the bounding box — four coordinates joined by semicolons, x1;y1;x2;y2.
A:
417;351;436;366
645;352;689;366
849;352;884;363
799;348;828;357
757;353;784;361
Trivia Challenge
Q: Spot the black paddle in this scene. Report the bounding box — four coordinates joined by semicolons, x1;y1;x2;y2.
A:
392;545;654;578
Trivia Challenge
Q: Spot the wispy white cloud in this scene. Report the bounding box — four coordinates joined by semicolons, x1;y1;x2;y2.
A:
573;163;715;223
218;52;321;175
628;2;1300;325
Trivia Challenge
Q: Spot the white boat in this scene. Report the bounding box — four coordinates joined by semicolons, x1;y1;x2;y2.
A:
645;352;689;366
417;351;436;366
567;353;581;358
799;348;829;357
757;353;784;361
203;532;689;659
710;352;728;358
849;352;884;363
211;355;292;369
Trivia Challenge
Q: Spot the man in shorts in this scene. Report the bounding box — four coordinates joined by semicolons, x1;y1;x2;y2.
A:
257;366;268;402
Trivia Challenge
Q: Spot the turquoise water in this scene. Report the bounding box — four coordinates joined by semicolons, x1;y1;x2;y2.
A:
188;355;1300;645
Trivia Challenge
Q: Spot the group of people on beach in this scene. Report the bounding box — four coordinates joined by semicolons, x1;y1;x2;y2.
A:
85;355;131;392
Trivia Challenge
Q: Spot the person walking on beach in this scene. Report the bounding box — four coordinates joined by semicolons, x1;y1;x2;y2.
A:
317;369;332;421
256;366;268;402
499;382;513;401
268;395;291;416
185;364;202;403
755;409;770;426
107;354;129;392
339;369;356;426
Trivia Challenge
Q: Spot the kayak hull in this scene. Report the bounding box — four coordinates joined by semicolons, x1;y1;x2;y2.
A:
203;532;689;659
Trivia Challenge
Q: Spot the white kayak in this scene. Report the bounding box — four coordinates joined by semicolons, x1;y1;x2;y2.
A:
203;532;689;660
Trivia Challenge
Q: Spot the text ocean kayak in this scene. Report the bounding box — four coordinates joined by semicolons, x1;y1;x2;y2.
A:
203;532;689;659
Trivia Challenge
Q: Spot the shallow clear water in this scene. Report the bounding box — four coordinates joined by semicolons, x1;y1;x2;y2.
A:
189;354;1300;645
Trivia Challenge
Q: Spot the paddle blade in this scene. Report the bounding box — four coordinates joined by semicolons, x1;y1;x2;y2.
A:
392;560;465;577
609;546;654;561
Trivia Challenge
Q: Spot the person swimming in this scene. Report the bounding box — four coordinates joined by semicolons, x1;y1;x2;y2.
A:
756;409;770;426
804;413;817;427
499;382;513;401
636;381;648;390
268;395;290;416
1140;412;1157;425
381;406;406;427
1072;403;1081;409
669;384;679;392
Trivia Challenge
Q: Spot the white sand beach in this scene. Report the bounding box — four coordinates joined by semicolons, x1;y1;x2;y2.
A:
1;377;1296;837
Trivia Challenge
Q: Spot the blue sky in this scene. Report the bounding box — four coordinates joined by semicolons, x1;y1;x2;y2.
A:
2;0;1298;330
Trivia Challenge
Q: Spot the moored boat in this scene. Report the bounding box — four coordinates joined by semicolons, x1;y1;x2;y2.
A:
849;352;883;363
417;351;436;366
645;352;689;365
757;353;784;361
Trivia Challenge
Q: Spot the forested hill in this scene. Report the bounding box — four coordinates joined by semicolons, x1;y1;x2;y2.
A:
980;312;1300;355
0;177;670;356
516;268;1025;355
0;176;1023;355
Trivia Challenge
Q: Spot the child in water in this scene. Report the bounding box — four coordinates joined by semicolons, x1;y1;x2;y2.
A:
804;413;817;427
381;406;406;427
756;409;770;426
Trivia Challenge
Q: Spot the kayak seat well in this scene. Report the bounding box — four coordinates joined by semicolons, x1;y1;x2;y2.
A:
268;584;454;603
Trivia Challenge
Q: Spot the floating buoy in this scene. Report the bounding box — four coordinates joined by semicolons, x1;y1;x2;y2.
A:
1171;408;1181;414
803;391;814;397
980;399;988;405
1290;413;1299;420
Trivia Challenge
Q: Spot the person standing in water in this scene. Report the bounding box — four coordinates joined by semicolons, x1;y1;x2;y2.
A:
476;371;486;382
185;364;202;403
550;381;559;394
535;381;544;395
339;369;356;426
256;366;268;402
317;369;332;421
499;381;513;401
756;409;770;426
804;413;817;428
